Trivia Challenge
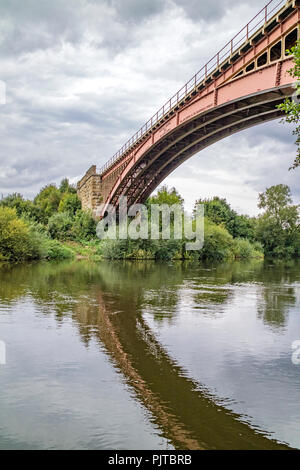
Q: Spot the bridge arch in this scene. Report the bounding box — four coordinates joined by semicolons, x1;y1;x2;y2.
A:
106;84;293;209
76;1;300;215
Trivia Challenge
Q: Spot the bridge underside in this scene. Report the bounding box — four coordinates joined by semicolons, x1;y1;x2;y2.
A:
77;2;299;215
108;84;293;209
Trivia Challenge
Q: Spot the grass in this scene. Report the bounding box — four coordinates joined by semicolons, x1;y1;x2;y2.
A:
62;240;102;261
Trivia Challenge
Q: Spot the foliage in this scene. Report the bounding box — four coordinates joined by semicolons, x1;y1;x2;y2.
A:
34;184;62;222
63;240;102;260
0;207;73;262
1;174;298;264
147;185;184;208
195;196;255;239
0;193;42;222
0;207;36;261
100;217;262;262
41;239;74;260
233;238;264;260
47;212;74;241
277;39;300;169
58;192;81;216
72;210;97;241
101;238;137;260
198;218;234;261
100;229;183;261
47;209;96;242
151;238;183;261
97;187;185;260
256;185;300;257
59;178;77;194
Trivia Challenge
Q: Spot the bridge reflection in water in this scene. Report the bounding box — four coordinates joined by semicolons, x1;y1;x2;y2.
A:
67;261;293;450
0;260;297;449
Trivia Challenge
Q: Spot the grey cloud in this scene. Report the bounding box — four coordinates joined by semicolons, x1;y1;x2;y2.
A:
0;0;263;60
0;0;166;57
172;0;265;22
0;0;298;215
109;0;166;23
0;0;82;56
246;121;296;146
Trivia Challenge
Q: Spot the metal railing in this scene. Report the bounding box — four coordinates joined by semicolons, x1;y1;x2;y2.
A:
98;0;287;176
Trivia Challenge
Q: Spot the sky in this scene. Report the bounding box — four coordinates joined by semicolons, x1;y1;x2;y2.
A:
0;0;298;215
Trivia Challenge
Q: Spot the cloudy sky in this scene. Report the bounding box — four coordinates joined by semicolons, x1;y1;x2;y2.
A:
0;0;298;215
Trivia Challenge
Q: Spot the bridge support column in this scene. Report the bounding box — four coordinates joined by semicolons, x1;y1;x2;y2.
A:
77;165;103;213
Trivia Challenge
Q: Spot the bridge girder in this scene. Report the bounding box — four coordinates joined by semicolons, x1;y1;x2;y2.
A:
77;2;299;215
107;85;292;209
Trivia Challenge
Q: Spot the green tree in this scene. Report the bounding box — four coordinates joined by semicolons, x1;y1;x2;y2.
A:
72;210;96;241
58;192;81;216
199;218;234;261
277;40;300;169
59;178;77;194
47;212;74;241
256;185;300;257
0;193;42;222
34;184;62;222
146;185;184;232
147;185;184;208
0;207;46;261
195;196;255;239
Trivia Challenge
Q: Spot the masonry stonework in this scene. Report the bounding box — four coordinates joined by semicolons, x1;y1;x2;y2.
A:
77;165;103;213
77;163;125;215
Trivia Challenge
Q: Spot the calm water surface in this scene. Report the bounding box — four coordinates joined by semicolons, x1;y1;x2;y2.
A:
0;259;299;450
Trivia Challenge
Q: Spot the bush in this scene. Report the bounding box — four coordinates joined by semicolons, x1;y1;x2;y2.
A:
0;207;41;261
47;212;74;241
34;184;62;223
72;210;96;241
41;239;74;260
199;219;234;261
233;238;264;259
0;193;42;222
151;238;183;260
47;209;96;242
100;238;133;260
195;197;255;239
58;193;81;216
100;220;183;261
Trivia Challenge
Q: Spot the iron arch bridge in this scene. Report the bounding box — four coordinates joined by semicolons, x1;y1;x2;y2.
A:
77;0;300;216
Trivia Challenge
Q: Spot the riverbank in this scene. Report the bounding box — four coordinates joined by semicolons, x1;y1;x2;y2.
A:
1;183;299;264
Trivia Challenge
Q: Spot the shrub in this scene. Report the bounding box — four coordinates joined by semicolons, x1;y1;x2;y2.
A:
59;178;77;194
151;238;183;260
100;220;183;260
47;212;74;241
58;193;81;216
41;239;74;260
0;193;42;222
199;219;234;261
72;210;96;241
100;238;132;259
233;238;264;260
34;184;62;223
0;207;40;261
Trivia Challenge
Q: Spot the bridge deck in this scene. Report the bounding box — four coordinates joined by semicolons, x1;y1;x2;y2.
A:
77;0;300;214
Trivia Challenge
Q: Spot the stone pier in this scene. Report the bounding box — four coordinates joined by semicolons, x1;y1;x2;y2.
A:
77;165;103;213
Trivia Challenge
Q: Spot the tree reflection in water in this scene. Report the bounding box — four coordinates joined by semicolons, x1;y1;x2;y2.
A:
0;259;299;449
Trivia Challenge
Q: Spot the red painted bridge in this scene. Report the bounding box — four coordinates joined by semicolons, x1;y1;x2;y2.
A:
77;0;300;216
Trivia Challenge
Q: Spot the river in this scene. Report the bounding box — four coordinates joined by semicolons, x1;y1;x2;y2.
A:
0;259;299;450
